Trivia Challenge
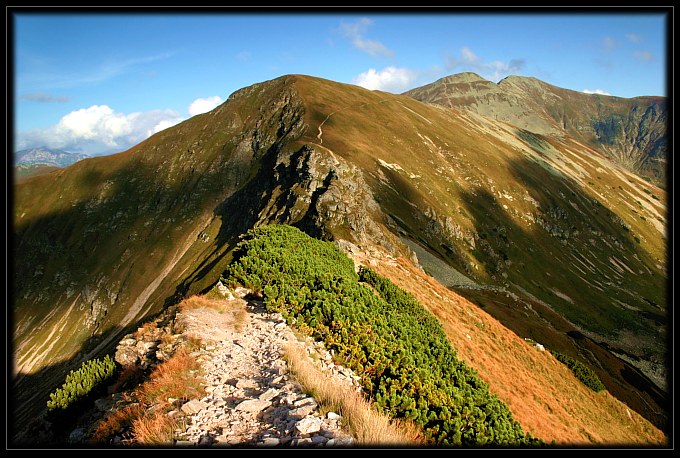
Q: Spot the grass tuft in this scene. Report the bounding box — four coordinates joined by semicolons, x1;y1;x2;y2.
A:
89;403;143;444
90;347;204;446
136;348;204;408
283;342;428;447
131;412;184;446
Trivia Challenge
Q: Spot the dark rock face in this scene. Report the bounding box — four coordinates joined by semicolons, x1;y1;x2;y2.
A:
592;116;623;145
591;100;667;185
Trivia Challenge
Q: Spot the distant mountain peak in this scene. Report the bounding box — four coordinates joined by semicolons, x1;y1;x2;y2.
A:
406;73;667;187
438;72;489;84
14;146;89;168
498;74;537;84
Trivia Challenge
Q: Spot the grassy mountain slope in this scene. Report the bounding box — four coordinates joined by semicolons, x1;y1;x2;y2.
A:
14;164;62;182
404;72;667;187
346;242;665;445
297;76;668;430
294;74;667;379
11;74;668;440
11;76;309;432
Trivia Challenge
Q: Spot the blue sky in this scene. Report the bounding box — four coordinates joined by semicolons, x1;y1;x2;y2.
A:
11;9;669;157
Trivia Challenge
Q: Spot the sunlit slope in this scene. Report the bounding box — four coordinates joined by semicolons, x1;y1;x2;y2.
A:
293;74;666;353
14;164;62;182
346;245;666;446
405;72;667;187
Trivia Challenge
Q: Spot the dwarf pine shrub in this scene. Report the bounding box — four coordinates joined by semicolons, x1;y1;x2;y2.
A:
550;351;606;392
222;224;543;447
47;354;117;411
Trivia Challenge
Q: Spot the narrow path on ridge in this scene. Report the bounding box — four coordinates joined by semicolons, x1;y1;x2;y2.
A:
315;99;390;146
172;289;360;448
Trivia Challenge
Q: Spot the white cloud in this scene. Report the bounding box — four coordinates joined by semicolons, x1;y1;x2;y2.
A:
353;66;418;93
150;117;184;134
188;96;224;116
16;105;184;155
633;50;654;62
625;33;641;43
583;89;611;96
16;94;228;155
461;46;478;63
446;47;525;82
339;18;394;58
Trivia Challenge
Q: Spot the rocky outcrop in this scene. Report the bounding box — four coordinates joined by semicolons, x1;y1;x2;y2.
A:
260;144;389;247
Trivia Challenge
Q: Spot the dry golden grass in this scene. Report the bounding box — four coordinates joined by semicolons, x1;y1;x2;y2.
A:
90;403;144;444
136;348;204;407
360;253;667;447
131;411;184;445
131;348;204;445
91;347;205;446
283;342;428;447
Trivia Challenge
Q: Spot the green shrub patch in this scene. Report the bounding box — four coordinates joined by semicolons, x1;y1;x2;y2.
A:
47;355;117;412
550;351;606;392
223;224;542;446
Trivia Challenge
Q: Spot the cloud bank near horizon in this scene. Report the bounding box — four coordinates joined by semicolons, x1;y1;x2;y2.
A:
16;95;225;155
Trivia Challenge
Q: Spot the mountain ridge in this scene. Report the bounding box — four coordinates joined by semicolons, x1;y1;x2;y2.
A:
404;73;667;187
14;146;89;168
11;73;669;444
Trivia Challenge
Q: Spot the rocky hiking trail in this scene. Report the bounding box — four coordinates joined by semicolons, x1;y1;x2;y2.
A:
64;285;361;448
171;287;357;447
